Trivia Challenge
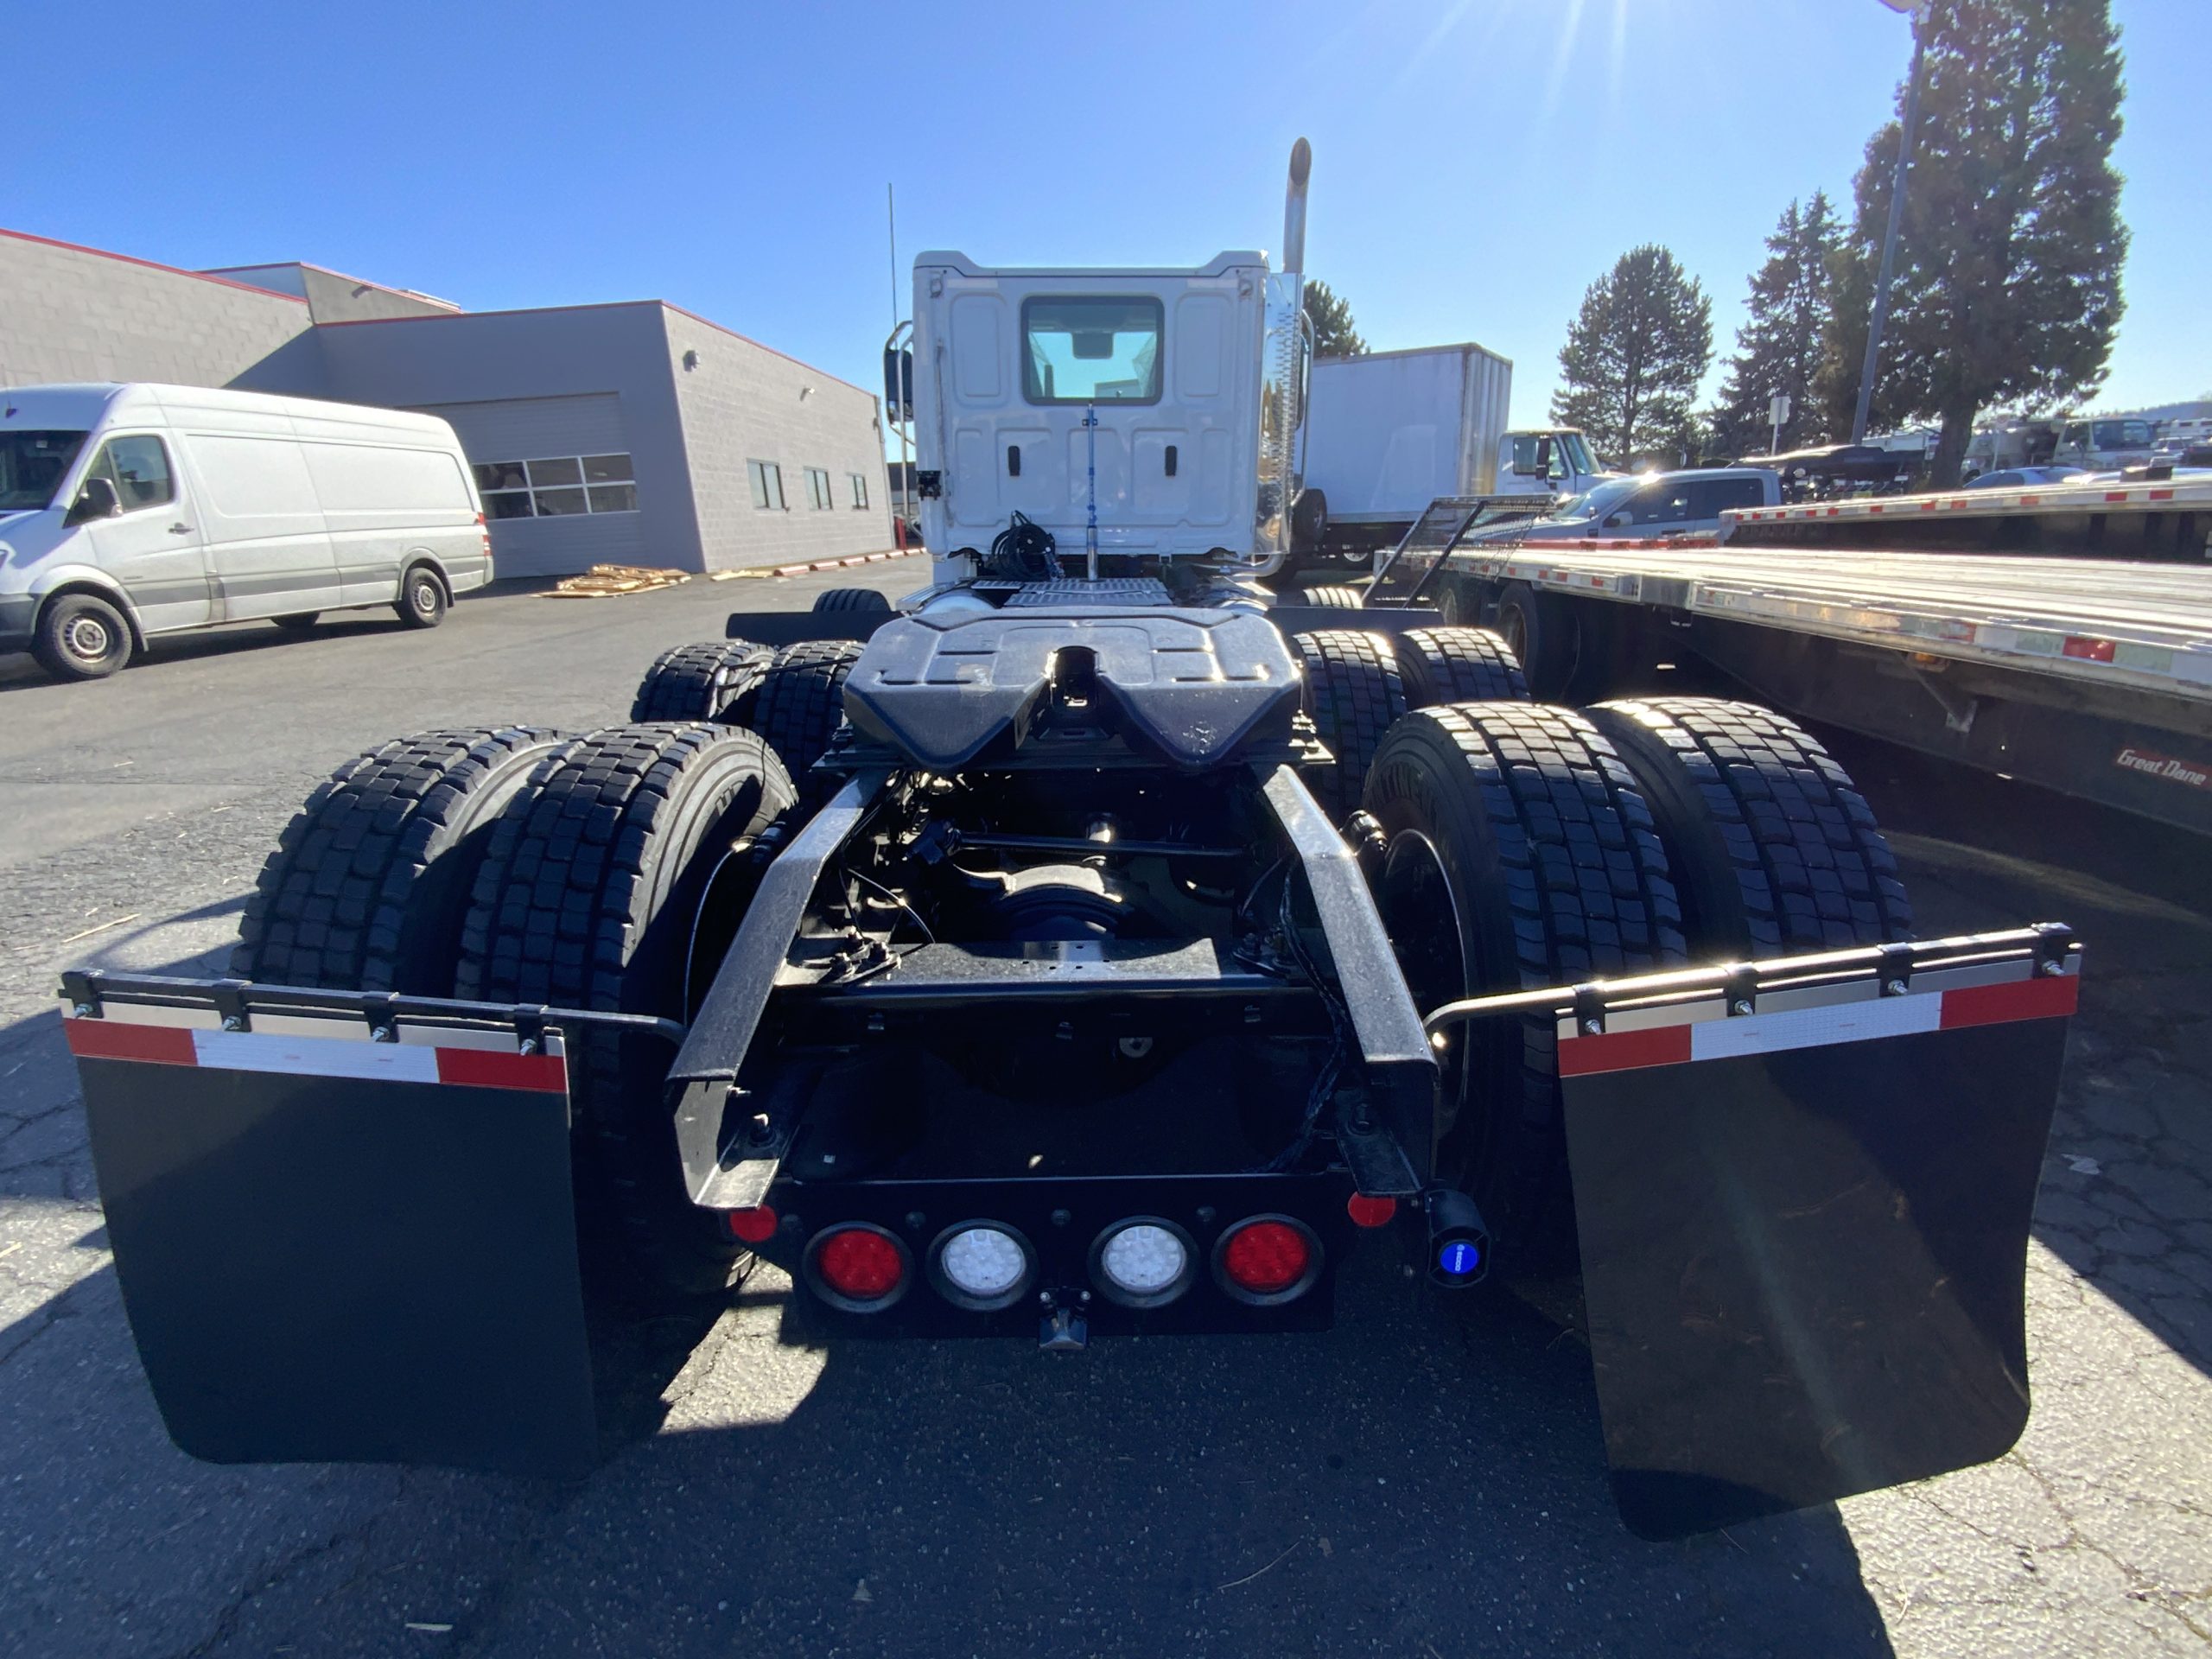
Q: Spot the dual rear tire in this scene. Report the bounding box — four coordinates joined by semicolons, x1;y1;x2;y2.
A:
1362;695;1912;1268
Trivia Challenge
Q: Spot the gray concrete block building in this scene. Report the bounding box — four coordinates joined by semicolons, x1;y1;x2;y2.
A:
0;229;890;577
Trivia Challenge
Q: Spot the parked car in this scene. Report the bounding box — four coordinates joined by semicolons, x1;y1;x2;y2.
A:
1464;467;1779;543
0;382;491;680
1963;467;2089;489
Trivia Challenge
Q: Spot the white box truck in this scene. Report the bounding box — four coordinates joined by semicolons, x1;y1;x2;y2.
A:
0;383;492;680
1294;344;1611;569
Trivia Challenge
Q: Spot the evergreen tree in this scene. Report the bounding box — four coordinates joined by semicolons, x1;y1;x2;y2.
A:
1549;245;1713;464
1708;194;1840;458
1302;279;1366;356
1820;0;2127;485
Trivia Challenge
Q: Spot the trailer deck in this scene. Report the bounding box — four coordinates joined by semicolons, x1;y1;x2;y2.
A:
1380;531;2212;833
1722;474;2212;561
1434;542;2212;703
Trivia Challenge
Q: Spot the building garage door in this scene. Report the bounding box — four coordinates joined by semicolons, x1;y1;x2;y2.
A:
414;393;645;578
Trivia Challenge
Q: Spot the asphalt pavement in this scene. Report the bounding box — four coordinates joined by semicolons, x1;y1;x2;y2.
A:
0;567;2205;1657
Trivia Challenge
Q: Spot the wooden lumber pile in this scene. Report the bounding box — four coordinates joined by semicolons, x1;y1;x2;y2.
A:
541;564;691;598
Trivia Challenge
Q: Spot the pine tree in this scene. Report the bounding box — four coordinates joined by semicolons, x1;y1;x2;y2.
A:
1550;245;1713;465
1708;194;1841;458
1821;0;2127;485
1302;279;1366;356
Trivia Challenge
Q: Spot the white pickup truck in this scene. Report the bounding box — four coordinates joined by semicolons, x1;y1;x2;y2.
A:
1460;466;1778;544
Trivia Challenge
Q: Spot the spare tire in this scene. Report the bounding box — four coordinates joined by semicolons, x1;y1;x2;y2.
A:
233;726;572;994
734;639;865;779
1363;702;1686;1264
631;639;775;723
457;722;796;1298
1395;626;1529;707
1291;629;1407;817
812;587;893;614
1583;697;1913;956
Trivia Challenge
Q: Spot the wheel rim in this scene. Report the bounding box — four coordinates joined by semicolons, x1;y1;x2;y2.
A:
64;614;112;661
411;576;438;616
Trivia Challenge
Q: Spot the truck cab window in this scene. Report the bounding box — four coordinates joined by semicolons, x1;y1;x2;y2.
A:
85;435;175;511
1021;296;1164;404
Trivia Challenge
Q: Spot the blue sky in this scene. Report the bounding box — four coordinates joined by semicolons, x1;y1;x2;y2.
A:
13;0;2206;427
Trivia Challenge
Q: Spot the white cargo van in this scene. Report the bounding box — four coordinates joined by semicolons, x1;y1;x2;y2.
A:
0;383;492;679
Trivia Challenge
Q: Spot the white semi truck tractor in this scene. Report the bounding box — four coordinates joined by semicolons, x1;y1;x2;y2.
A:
61;141;2079;1544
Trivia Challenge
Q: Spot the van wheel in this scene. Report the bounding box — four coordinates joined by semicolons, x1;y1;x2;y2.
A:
270;613;321;634
397;565;448;629
34;593;133;680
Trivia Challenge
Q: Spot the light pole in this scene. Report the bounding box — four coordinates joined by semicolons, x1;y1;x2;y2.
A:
1852;0;1935;446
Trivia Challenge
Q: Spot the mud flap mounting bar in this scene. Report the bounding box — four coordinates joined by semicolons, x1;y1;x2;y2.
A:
1433;924;2081;1540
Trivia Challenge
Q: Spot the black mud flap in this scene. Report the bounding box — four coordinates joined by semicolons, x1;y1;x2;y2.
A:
1556;944;2077;1540
67;1001;598;1478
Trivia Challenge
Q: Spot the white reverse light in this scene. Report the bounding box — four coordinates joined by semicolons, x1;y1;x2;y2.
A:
938;1226;1029;1304
1096;1222;1191;1303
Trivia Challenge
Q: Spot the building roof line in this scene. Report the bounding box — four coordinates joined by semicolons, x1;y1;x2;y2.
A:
207;259;461;311
0;227;310;303
317;298;874;400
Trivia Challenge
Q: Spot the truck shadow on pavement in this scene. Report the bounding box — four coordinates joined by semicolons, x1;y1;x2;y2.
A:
0;950;1897;1659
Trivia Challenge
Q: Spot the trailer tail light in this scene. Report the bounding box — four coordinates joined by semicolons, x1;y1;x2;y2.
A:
1214;1217;1321;1304
806;1224;910;1310
726;1205;778;1243
930;1222;1033;1310
1090;1218;1197;1307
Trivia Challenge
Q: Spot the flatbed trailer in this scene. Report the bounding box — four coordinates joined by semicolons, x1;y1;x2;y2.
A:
1723;474;2212;562
1371;532;2212;835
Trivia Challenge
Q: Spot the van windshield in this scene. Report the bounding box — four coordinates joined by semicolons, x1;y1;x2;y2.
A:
0;429;90;512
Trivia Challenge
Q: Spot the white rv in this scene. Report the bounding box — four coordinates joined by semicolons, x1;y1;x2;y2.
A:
0;383;491;679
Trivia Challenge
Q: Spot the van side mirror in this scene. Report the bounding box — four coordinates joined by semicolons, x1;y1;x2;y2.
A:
1604;510;1630;530
67;475;120;526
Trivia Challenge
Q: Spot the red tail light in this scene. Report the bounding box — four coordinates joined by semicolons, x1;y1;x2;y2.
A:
1216;1217;1319;1303
809;1224;909;1309
726;1205;778;1243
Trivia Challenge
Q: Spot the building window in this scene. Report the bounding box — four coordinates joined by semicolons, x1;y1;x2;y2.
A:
748;459;785;510
849;473;869;509
474;453;635;519
804;467;832;510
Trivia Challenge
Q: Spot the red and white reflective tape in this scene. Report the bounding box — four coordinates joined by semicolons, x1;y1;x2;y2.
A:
1556;972;2077;1078
62;1018;567;1093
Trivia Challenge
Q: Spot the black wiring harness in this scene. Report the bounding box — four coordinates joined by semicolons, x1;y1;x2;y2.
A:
984;511;1064;581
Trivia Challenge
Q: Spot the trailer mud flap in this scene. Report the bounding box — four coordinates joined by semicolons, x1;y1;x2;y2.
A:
1556;954;2076;1540
67;1008;598;1478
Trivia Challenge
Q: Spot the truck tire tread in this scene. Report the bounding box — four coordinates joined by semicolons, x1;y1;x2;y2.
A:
1396;626;1529;707
1585;697;1912;954
233;727;571;993
735;639;864;779
630;639;776;723
1363;702;1687;1262
1292;628;1408;817
456;722;796;1298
